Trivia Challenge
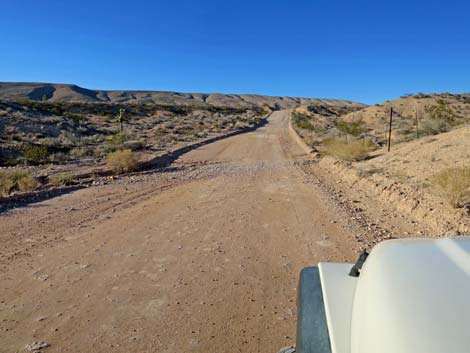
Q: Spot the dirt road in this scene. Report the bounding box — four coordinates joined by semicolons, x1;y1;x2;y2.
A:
0;110;358;353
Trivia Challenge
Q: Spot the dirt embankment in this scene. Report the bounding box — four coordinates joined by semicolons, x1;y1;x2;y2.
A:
289;113;470;239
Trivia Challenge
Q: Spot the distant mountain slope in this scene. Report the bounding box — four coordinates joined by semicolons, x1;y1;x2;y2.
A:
341;93;470;132
0;82;366;110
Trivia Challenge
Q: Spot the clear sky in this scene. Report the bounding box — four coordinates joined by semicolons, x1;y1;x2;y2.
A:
2;0;469;104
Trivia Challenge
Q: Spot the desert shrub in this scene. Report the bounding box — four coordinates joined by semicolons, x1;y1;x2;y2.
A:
49;152;69;163
292;113;318;131
195;131;208;138
425;99;459;123
104;113;114;122
156;134;176;146
22;144;50;164
396;120;419;142
81;135;104;144
70;146;96;158
123;140;145;151
104;132;128;153
58;132;80;147
154;127;168;137
397;120;415;135
108;132;127;145
322;138;376;162
334;120;365;138
0;170;39;196
70;147;86;158
296;119;316;131
49;173;74;187
431;167;470;208
106;150;140;174
419;119;450;136
65;112;86;121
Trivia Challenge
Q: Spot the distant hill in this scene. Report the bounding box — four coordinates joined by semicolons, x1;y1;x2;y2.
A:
341;93;470;133
0;82;366;110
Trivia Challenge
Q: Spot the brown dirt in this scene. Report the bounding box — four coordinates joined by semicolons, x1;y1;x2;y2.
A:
312;125;470;238
1;111;371;353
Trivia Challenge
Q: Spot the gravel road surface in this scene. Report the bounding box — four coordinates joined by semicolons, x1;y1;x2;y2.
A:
0;110;358;353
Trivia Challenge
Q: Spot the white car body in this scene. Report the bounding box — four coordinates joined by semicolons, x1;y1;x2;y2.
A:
319;237;470;353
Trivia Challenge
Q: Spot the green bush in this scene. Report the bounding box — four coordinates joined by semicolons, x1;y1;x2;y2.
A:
108;132;127;145
104;132;128;153
23;145;50;164
292;113;315;131
334;120;365;138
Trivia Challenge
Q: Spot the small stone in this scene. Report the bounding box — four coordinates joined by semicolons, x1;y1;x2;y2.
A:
25;341;49;351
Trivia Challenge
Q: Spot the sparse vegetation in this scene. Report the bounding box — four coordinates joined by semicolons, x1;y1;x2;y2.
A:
322;138;376;162
426;99;460;123
0;170;39;196
432;167;470;208
419;119;450;136
22;144;50;164
334;120;365;140
106;150;140;174
292;113;316;131
0;98;265;172
49;173;74;187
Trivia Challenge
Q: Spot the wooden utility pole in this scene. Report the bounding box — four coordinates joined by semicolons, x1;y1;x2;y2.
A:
415;107;419;138
387;107;393;152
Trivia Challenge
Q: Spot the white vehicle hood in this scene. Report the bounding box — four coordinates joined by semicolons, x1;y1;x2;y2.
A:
350;237;470;353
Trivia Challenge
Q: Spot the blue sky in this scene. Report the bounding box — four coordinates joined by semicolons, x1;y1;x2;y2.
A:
1;0;469;104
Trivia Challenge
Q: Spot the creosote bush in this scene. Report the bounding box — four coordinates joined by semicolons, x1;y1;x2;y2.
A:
322;138;376;162
23;144;50;164
0;170;39;196
419;119;450;136
431;167;470;208
106;150;140;174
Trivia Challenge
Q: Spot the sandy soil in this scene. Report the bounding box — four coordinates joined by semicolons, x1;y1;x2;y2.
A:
313;125;470;238
0;111;364;353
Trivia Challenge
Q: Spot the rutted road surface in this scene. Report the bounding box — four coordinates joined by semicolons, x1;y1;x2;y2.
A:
0;110;357;353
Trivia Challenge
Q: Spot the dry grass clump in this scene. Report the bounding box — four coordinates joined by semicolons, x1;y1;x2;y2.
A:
431;167;470;208
322;138;376;162
49;173;74;187
0;170;39;196
106;150;140;174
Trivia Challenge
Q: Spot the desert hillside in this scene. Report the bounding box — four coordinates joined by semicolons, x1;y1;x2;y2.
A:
342;93;470;137
290;93;470;238
292;92;470;148
0;82;366;110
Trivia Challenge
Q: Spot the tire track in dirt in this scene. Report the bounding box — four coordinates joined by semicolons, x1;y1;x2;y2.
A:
0;110;360;353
